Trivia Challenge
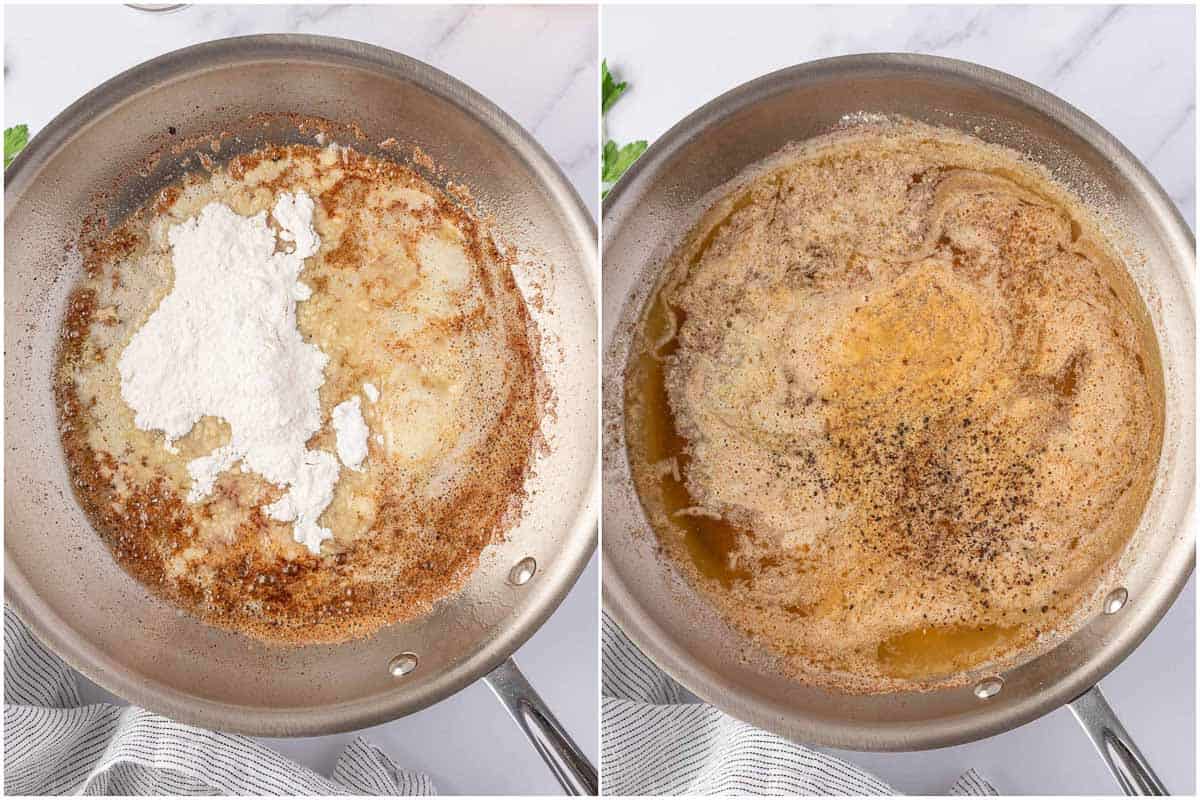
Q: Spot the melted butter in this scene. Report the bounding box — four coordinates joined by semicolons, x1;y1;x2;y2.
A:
689;191;755;269
629;298;750;588
831;263;989;410
876;623;1022;679
624;124;1164;691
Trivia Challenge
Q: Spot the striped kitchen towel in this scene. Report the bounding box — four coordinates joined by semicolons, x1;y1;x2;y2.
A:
3;606;435;796
601;613;997;796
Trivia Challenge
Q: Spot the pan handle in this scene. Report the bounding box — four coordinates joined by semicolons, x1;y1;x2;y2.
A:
483;657;598;796
1068;684;1167;796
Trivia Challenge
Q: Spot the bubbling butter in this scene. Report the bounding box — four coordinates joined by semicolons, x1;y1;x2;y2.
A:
626;122;1164;692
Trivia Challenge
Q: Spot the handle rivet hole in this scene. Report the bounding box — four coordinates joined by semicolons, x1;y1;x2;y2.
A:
1103;587;1128;615
974;677;1003;699
388;652;419;677
509;556;537;586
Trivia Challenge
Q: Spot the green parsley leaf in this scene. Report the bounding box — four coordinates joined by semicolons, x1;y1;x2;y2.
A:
601;61;647;198
5;124;29;169
602;139;648;184
602;60;629;115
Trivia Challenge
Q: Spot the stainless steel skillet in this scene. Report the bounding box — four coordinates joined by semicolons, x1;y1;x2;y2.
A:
5;35;598;794
602;54;1194;795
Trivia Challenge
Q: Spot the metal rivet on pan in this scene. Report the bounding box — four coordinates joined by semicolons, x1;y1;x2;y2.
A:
974;677;1003;699
388;653;418;678
1103;587;1129;615
509;556;537;586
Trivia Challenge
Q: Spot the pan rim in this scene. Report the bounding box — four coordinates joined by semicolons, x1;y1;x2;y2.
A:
4;32;599;736
601;52;1195;751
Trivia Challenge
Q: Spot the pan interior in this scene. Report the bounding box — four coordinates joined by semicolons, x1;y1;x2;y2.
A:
602;55;1194;750
5;37;598;735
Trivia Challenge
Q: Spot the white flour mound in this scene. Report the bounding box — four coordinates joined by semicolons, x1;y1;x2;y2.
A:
118;191;342;555
332;395;369;471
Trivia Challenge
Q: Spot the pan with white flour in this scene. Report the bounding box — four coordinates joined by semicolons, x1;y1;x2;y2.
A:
7;35;598;794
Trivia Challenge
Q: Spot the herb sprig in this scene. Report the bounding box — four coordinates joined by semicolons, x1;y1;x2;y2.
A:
601;61;646;198
5;124;29;169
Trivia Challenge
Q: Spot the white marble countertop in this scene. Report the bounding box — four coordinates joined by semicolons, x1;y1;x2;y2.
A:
603;4;1195;795
5;4;598;795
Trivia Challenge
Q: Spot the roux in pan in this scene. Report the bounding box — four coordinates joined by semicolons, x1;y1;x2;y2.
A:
625;122;1163;692
57;143;544;644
